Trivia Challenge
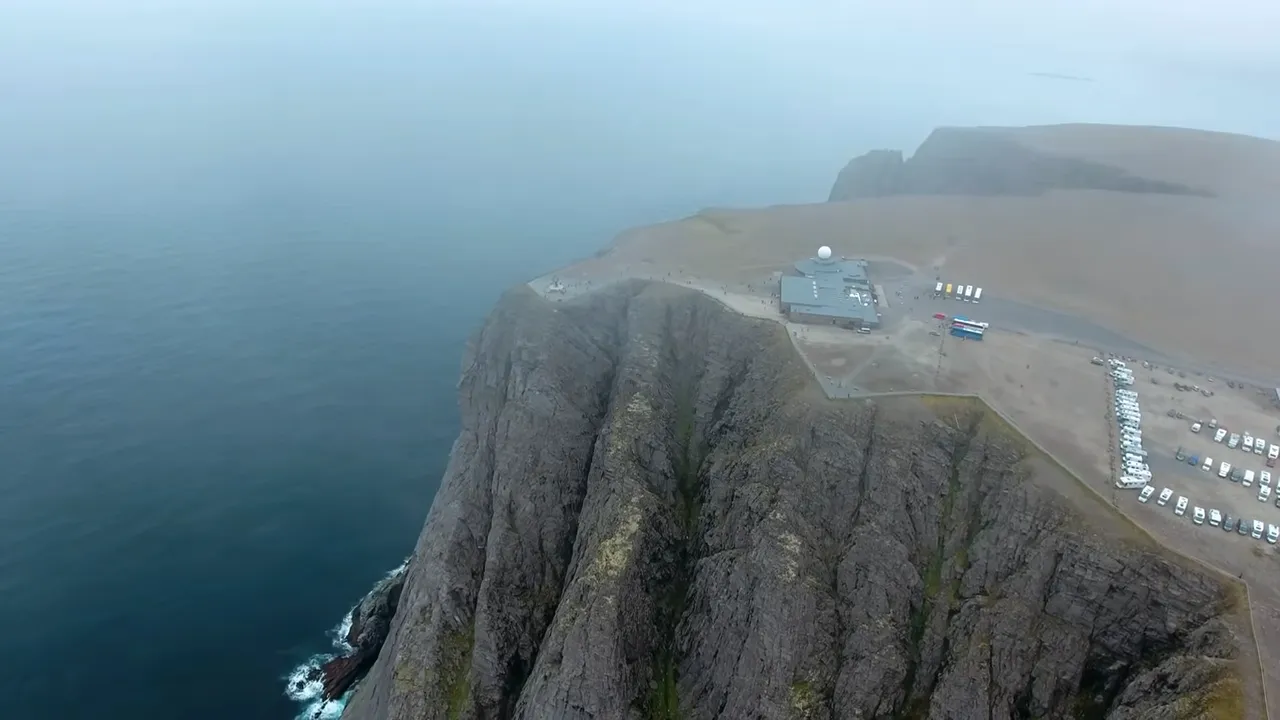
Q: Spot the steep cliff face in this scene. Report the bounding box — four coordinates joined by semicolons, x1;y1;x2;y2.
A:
827;127;1212;201
341;282;1240;719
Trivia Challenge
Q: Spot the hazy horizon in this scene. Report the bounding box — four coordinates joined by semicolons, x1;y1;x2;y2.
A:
3;1;1276;223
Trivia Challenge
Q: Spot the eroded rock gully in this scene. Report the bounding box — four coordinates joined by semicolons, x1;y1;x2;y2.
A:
339;281;1241;719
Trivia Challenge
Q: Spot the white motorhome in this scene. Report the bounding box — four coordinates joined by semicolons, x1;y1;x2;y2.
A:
973;287;983;303
963;285;974;301
1244;435;1255;451
1115;476;1148;489
1213;428;1228;443
1244;470;1255;487
934;281;944;295
1228;433;1241;448
1202;456;1214;471
1219;461;1231;478
1256;439;1267;456
1270;443;1280;461
1260;485;1272;503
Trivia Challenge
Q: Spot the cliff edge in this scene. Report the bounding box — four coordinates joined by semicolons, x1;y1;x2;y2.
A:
335;282;1242;719
827;126;1215;201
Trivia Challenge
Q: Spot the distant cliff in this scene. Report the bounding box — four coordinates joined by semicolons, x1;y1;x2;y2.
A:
828;127;1213;201
334;282;1241;719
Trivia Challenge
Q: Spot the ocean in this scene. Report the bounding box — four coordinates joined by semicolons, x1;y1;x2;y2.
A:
1;4;1271;719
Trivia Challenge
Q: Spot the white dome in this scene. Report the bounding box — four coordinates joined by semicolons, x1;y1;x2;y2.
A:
817;245;832;260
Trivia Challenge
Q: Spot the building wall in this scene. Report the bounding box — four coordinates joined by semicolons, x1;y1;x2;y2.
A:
787;309;859;329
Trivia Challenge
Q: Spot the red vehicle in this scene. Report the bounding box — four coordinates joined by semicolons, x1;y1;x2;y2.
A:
932;312;947;320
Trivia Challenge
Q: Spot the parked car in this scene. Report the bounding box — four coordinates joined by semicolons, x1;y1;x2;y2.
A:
1193;507;1206;525
1191;422;1202;433
1238;519;1252;536
1209;509;1222;526
1223;516;1237;532
1253;520;1265;539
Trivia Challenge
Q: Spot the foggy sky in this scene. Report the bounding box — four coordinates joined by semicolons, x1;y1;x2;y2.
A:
1;0;1275;216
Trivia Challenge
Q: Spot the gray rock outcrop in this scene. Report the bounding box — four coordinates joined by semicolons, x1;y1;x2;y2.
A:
340;282;1241;719
827;127;1211;201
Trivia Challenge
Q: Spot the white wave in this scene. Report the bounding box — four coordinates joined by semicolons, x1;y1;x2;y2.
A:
284;558;410;720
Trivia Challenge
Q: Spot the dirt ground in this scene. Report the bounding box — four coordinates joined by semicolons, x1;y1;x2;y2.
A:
558;187;1280;379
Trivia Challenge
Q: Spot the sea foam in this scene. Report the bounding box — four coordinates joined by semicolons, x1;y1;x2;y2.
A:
284;559;409;720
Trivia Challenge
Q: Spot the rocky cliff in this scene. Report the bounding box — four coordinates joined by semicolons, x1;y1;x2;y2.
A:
337;281;1241;719
827;127;1212;201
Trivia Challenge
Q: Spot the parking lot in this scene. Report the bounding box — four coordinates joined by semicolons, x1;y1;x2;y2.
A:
1114;361;1280;544
1095;357;1280;719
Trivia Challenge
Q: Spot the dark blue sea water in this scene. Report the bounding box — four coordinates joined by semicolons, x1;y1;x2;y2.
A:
1;4;1270;720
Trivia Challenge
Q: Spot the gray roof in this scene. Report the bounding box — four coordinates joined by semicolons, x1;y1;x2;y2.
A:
780;275;879;325
793;256;870;284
